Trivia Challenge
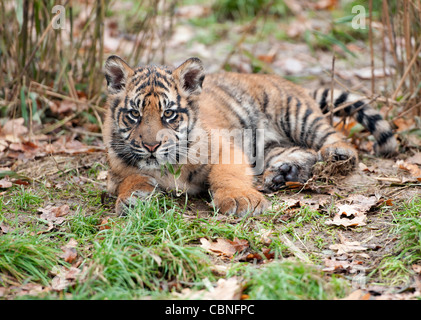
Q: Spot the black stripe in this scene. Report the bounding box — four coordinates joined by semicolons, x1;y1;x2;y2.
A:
299;108;313;146
319;88;330;112
265;147;293;168
364;113;383;133
377;130;394;146
216;84;255;128
154;72;171;86
207;87;248;128
135;80;151;93
153;79;169;91
262;92;269;113
334;92;349;107
346;100;365;115
315;131;336;150
307;123;324;147
303;116;323;147
110;97;121;113
281;96;293;140
264;140;281;151
294;98;302;141
122;115;136;127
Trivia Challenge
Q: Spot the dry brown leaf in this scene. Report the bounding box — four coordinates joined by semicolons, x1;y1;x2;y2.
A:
99;217;112;230
51;266;85;291
407;153;421;166
0;222;12;234
358;162;375;173
60;238;78;263
329;233;368;255
0;177;13;188
326;204;367;227
347;195;378;213
412;264;421;274
257;53;276;64
313;0;338;10
97;170;108;180
396;159;421;178
393;118;415;132
341;289;371;300
38;204;70;226
1;118;28;137
323;258;363;272
329;242;368;255
255;228;273;245
174;277;242;300
200;237;249;258
244;248;275;262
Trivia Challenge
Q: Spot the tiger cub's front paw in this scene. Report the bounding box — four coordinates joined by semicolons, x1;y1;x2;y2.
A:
212;188;269;217
115;174;157;216
115;190;152;216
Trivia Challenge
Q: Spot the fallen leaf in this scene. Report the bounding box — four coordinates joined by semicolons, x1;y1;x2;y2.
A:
393;118;415;132
341;289;371;300
255;228;273;245
99;217;112;230
200;237;249;258
358;162;375;173
329;242;368;255
347;195;378;213
412;264;421;274
244;248;275;262
174;277;242;300
60;238;78;263
313;0;338;10
257;53;276;64
329;233;368;255
37;204;70;231
14;283;50;297
97;170;108;180
326;204;367;227
407;153;421;166
323;258;363;272
50;266;85;291
0;222;12;234
0;177;13;188
395;159;421;178
1;118;28;137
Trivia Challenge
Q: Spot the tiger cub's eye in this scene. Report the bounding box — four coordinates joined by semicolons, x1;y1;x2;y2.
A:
163;110;175;118
129;110;140;118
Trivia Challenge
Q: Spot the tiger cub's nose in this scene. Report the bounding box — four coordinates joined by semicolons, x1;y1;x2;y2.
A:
142;141;161;153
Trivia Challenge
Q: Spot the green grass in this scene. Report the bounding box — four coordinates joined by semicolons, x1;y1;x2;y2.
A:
89;195;215;292
243;260;349;300
4;168;421;300
374;197;421;286
0;232;64;286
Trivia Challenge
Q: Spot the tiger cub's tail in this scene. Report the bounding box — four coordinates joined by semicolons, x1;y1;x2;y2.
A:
309;88;397;157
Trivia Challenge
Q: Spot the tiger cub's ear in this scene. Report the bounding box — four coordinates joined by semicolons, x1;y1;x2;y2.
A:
104;55;134;94
174;57;205;96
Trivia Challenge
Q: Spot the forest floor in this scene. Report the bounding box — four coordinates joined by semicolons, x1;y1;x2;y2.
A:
1;1;420;300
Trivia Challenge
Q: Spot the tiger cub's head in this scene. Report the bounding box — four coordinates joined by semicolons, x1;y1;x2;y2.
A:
104;55;205;169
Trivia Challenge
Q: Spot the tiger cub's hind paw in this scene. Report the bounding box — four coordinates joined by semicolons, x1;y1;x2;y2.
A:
262;149;317;192
318;142;358;176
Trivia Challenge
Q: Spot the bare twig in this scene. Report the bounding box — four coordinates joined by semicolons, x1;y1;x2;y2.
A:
391;43;421;101
329;55;336;126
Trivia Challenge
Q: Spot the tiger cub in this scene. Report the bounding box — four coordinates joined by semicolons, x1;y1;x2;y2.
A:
103;55;397;216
